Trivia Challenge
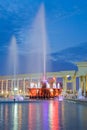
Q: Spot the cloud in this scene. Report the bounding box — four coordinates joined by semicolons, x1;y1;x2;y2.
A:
55;6;81;21
50;42;87;62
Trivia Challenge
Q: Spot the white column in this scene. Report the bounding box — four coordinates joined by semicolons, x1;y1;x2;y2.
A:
83;76;86;97
80;76;83;91
23;78;25;95
11;79;13;92
6;80;8;92
1;80;3;93
79;76;81;89
73;77;76;94
63;77;67;92
79;76;83;96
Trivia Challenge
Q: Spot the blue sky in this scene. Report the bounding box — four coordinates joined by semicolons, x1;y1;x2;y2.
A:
0;0;87;52
0;0;87;75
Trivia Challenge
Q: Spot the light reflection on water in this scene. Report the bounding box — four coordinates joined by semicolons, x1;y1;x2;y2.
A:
49;101;59;130
0;100;87;130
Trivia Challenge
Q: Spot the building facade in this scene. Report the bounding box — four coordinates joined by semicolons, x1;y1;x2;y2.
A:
0;62;87;97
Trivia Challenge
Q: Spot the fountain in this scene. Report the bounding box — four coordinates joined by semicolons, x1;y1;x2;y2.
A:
9;36;18;86
7;3;61;99
9;36;24;101
77;88;85;99
25;3;49;82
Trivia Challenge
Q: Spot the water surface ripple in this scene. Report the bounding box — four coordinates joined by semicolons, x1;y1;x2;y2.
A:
0;100;87;130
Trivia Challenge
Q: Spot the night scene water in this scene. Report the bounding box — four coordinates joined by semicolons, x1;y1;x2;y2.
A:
0;100;87;130
0;1;87;130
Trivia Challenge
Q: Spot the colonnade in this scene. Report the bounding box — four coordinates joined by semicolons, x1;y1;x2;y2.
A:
0;77;61;92
0;78;26;96
79;75;87;96
0;74;87;97
62;74;76;94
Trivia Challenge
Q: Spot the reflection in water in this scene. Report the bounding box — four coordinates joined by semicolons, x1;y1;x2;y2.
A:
18;105;22;130
0;105;3;123
49;101;59;130
0;101;87;130
13;104;18;130
42;101;49;130
5;105;9;130
28;103;36;130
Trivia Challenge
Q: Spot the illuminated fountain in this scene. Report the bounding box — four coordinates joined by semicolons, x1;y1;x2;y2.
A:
77;88;85;99
26;3;49;87
27;3;62;97
9;36;18;91
7;3;61;99
9;36;24;100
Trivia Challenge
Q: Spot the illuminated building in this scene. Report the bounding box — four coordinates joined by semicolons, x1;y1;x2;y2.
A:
0;62;87;97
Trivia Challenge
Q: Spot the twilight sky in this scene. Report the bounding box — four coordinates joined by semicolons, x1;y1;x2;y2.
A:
0;0;87;53
0;0;87;75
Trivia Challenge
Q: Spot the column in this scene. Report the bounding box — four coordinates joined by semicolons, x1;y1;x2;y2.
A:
1;80;3;93
6;80;8;92
11;79;13;92
79;76;81;89
73;76;76;94
63;77;67;92
83;76;86;97
23;78;25;95
80;76;83;91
